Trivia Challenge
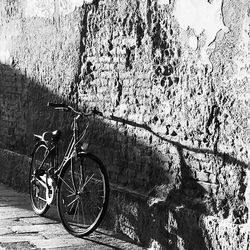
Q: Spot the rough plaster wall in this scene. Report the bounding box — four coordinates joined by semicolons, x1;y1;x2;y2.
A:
174;0;228;67
0;0;83;151
0;0;250;249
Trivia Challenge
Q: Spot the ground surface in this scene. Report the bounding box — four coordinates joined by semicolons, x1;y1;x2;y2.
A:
0;183;143;250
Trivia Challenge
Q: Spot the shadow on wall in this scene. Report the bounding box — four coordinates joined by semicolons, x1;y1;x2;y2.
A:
0;62;248;249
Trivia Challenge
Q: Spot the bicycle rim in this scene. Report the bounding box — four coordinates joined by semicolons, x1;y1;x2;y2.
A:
57;153;109;236
29;142;50;215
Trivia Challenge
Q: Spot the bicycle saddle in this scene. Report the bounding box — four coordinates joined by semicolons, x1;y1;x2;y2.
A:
34;130;61;143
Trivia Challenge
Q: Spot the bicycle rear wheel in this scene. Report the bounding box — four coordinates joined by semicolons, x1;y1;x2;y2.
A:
29;141;50;215
57;153;109;237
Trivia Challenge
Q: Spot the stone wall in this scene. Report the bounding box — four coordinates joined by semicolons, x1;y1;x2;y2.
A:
0;0;250;249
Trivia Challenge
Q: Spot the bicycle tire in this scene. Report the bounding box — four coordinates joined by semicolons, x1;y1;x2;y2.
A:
29;141;50;215
57;152;109;237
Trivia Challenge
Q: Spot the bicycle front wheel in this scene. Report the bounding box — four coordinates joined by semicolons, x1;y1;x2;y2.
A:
29;141;51;215
57;153;109;237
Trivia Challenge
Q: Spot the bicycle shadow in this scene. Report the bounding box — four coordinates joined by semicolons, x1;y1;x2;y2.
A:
96;116;249;248
0;62;249;249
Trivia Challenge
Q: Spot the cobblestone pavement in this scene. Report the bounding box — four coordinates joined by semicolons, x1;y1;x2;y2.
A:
0;183;143;250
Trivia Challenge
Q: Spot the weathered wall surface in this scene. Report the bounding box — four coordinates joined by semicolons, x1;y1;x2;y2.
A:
0;0;82;152
0;0;250;249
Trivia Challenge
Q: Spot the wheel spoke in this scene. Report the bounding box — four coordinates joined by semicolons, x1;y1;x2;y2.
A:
59;176;75;194
80;173;95;192
67;196;78;208
70;159;77;193
67;192;76;198
80;198;86;226
78;165;84;192
73;199;80;222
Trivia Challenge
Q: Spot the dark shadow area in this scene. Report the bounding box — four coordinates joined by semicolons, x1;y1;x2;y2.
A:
0;61;249;249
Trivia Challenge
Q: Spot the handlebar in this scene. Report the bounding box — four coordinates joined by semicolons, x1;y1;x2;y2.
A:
47;102;68;109
47;102;103;117
47;102;150;130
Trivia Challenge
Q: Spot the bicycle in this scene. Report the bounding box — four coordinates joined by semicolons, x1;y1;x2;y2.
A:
29;102;109;237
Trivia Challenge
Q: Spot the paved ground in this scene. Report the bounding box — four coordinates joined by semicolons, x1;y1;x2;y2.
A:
0;183;143;250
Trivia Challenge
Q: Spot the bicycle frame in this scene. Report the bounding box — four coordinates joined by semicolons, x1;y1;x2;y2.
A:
56;115;89;173
56;116;79;174
35;114;89;185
